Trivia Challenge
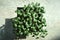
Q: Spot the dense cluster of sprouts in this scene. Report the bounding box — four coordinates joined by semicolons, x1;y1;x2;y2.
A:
12;2;48;39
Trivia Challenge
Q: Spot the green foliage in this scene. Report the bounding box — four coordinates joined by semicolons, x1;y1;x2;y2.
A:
12;2;47;39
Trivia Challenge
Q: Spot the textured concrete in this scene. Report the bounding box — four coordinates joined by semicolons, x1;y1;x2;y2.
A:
0;0;60;40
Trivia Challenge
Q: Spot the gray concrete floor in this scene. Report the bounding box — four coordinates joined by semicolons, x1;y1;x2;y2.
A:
0;0;60;40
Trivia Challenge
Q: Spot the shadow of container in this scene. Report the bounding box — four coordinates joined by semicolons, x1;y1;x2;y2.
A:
3;19;14;40
0;25;5;40
4;19;26;40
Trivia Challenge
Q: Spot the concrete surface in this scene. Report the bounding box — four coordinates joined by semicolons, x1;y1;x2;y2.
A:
0;0;60;40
